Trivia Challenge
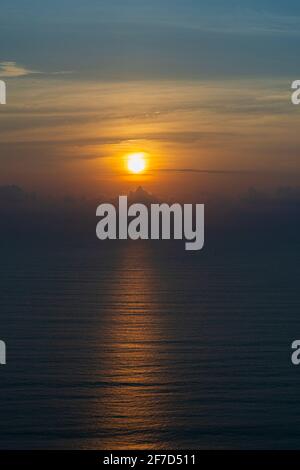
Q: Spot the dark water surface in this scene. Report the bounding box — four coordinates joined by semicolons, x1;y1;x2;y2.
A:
0;241;300;449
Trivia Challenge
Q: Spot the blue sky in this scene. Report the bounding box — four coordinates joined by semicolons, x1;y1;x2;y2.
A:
1;0;300;80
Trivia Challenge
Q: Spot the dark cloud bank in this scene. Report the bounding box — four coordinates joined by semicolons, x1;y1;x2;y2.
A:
0;185;299;253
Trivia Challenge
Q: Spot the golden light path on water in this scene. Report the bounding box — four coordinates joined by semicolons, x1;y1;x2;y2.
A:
89;242;172;449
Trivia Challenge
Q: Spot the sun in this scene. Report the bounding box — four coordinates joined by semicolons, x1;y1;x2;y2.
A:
127;152;146;174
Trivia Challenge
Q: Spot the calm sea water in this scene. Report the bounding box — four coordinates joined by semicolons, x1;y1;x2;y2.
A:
0;240;300;449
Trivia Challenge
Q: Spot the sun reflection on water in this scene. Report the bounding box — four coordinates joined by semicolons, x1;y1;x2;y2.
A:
92;242;171;449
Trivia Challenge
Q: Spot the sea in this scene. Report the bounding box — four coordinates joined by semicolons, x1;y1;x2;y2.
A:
0;237;299;449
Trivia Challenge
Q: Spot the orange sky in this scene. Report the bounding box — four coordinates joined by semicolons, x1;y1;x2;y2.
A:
0;78;299;199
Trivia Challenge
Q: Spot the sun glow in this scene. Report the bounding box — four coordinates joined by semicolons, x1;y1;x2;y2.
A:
127;152;146;174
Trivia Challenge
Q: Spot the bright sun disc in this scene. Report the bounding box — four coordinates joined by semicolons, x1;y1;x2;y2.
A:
127;153;146;174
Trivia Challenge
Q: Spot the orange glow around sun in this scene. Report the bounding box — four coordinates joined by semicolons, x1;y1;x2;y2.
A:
127;152;147;174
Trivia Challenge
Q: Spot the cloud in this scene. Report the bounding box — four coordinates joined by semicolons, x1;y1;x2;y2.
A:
0;185;32;203
242;186;300;207
0;61;71;78
157;168;258;175
0;61;41;78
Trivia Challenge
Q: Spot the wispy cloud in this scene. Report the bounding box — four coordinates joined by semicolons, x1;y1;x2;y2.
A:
0;61;41;78
156;168;260;175
0;61;72;78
